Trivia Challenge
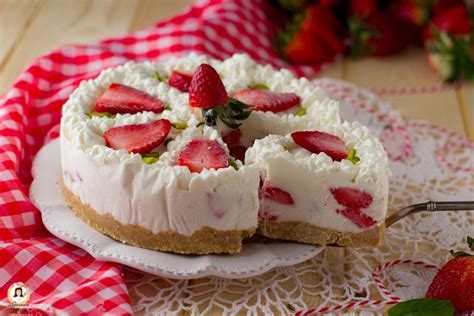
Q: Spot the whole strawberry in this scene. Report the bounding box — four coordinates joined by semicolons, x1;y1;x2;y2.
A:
423;4;474;81
188;64;252;129
189;64;228;109
423;5;471;40
425;237;474;312
348;0;377;18
278;4;346;65
349;10;414;57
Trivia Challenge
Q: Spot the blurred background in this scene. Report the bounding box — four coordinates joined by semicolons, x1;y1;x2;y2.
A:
0;0;472;139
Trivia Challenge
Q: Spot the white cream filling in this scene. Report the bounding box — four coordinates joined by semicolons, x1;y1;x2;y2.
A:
245;121;389;232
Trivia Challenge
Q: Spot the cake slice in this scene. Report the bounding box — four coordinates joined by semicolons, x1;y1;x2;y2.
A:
246;121;389;247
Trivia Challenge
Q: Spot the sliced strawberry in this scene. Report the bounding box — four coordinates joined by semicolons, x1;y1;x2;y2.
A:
233;89;300;113
330;187;373;208
229;145;247;162
104;119;171;154
291;131;348;161
96;83;165;114
188;64;228;109
259;211;278;222
222;129;242;148
177;139;228;173
168;70;193;92
336;207;376;228
262;185;294;205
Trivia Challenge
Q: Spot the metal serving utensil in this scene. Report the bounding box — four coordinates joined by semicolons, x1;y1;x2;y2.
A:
385;201;474;227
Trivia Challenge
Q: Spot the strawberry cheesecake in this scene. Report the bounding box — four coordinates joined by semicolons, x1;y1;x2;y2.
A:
246;121;389;246
60;53;388;254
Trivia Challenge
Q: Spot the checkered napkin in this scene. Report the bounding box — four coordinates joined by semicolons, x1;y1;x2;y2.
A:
0;0;321;314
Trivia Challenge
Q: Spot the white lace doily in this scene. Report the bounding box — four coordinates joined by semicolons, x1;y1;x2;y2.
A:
123;79;474;314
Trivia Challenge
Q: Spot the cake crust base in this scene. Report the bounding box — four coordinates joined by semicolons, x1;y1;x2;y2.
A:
62;182;254;254
258;220;384;247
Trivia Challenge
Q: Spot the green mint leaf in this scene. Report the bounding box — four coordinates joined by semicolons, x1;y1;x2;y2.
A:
388;298;454;316
171;122;187;130
248;83;269;90
228;157;239;170
468;236;474;250
164;105;172;111
346;148;361;164
87;111;115;118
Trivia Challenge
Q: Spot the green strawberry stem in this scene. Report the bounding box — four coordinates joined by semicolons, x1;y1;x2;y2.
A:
449;236;474;257
426;27;474;82
348;17;377;58
200;99;252;129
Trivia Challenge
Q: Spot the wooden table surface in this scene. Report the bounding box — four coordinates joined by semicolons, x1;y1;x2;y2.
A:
1;0;473;314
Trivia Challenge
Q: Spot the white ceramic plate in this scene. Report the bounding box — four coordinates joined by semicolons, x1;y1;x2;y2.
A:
30;139;323;279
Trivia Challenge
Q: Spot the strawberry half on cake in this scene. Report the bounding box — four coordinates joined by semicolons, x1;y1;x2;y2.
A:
246;121;389;246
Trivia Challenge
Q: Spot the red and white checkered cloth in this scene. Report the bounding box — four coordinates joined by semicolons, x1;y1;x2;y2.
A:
0;0;321;314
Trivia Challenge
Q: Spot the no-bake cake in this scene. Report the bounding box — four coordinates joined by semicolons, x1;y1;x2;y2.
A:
60;54;389;254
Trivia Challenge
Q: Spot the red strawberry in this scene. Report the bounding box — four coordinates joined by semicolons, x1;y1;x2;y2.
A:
188;64;228;109
168;70;193;92
349;11;413;57
259;211;278;222
391;0;432;26
330;187;373;208
233;89;300;113
348;0;377;17
302;5;346;38
336;207;376;228
367;11;414;56
261;185;294;205
318;0;341;8
222;129;242;148
104;119;171;154
96;83;165;114
423;5;471;39
285;31;335;64
425;238;474;312
229;145;247;162
177;139;228;173
431;0;465;17
279;5;346;65
291;131;349;161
